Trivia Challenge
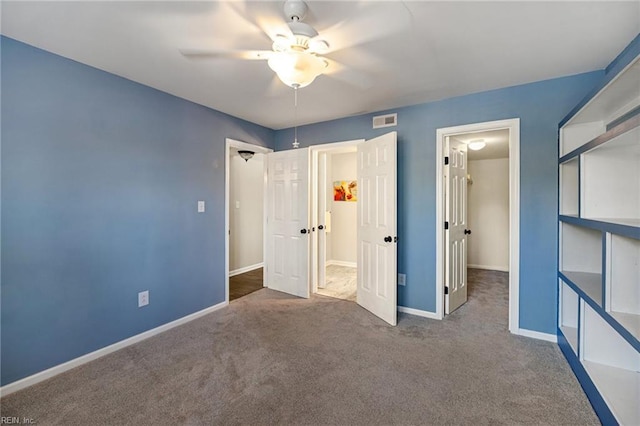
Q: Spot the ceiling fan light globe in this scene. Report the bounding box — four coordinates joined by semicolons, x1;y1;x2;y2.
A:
268;51;327;88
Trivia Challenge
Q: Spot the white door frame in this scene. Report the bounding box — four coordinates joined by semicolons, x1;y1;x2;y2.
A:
309;139;364;294
224;138;273;304
435;119;520;333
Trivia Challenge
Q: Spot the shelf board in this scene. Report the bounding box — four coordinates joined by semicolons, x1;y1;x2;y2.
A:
562;270;640;352
608;311;640;347
560;325;578;355
583;361;640;426
560;55;640;128
559;215;640;240
560;271;603;306
560;113;640;163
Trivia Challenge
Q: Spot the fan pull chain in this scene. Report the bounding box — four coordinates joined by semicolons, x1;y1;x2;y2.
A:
293;85;299;148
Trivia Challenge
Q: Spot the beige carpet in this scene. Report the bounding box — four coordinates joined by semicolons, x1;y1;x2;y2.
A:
0;269;598;425
317;264;357;301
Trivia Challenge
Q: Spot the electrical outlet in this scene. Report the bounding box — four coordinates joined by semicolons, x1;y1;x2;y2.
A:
398;273;406;286
197;201;205;213
138;290;149;307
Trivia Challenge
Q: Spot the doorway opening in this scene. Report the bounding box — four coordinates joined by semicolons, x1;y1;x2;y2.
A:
435;119;521;333
460;129;511;319
224;138;273;303
264;132;397;325
310;140;363;302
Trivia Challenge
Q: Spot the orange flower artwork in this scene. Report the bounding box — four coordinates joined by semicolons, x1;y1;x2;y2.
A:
333;180;357;202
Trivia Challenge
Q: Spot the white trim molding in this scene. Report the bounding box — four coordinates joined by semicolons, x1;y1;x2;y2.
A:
229;262;264;277
398;306;440;320
467;264;509;272
435;118;520;331
514;328;558;343
0;301;228;397
326;260;357;268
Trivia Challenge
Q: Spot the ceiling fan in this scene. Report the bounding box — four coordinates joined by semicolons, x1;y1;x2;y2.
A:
180;0;411;90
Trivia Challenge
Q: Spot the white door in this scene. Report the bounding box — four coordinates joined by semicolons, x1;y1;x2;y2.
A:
266;148;310;298
445;137;468;314
357;132;397;325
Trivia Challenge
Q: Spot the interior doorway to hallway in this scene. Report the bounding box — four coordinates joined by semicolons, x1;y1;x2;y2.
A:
435;119;521;333
224;138;273;303
310;140;362;302
456;129;511;317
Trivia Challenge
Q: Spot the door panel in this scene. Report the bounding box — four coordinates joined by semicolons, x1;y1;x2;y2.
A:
357;132;397;325
446;137;468;314
266;148;310;298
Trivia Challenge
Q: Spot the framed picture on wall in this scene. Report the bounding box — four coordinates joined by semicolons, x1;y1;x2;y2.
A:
333;180;357;202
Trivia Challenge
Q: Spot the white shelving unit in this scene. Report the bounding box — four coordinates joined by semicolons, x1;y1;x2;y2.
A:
581;125;640;222
558;43;640;426
560;158;579;216
581;303;640;426
606;234;640;341
559;280;579;354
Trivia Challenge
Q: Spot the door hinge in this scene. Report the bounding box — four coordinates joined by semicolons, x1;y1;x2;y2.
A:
444;221;449;230
444;156;449;165
444;286;449;295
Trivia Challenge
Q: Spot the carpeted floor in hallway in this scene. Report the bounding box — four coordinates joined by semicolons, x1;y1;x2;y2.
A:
0;268;598;425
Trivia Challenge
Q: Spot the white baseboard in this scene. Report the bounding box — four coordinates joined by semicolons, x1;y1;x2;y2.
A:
229;262;264;277
398;306;441;320
326;260;357;268
0;301;228;396
468;264;509;272
514;328;557;343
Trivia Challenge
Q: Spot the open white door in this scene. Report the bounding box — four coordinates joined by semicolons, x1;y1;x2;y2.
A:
357;132;397;325
266;148;310;298
445;137;468;314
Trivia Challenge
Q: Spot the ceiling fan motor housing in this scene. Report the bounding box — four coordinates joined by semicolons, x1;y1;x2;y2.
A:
283;0;308;22
288;21;318;42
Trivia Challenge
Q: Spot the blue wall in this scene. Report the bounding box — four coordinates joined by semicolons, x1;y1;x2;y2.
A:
1;33;612;386
1;37;274;385
274;71;603;334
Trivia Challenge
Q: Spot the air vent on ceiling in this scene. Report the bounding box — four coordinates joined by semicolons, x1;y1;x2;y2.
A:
372;113;397;129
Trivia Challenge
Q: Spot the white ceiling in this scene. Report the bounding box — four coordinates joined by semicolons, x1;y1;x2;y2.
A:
2;1;639;130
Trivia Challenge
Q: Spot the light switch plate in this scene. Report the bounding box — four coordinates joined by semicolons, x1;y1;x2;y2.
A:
235;201;240;209
197;200;205;213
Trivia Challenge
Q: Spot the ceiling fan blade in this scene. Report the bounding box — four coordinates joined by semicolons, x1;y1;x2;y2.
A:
319;2;412;54
226;1;292;43
323;58;373;90
179;49;273;60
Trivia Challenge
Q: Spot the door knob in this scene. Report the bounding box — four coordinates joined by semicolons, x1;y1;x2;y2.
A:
464;229;472;235
384;236;392;242
318;225;324;230
301;229;308;234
